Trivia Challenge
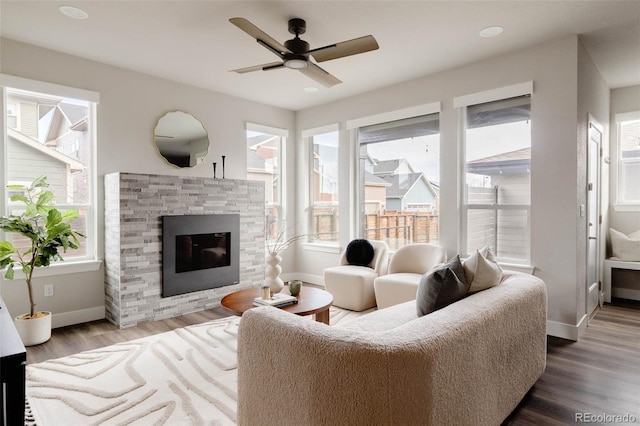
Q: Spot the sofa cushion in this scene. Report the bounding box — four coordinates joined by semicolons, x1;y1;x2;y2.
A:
345;239;375;266
336;300;418;332
463;247;502;293
416;255;470;317
610;228;640;261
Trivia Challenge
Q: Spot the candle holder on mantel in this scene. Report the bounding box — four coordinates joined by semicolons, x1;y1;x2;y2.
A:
212;162;217;178
221;156;226;179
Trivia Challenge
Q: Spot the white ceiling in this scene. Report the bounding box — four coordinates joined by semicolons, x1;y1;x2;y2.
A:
2;1;639;111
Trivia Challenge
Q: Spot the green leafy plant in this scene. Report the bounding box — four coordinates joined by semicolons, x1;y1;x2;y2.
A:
0;176;85;318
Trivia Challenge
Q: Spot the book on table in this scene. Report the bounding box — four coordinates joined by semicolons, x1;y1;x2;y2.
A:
253;293;299;307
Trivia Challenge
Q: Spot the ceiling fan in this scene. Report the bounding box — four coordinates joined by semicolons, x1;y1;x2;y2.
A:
229;17;379;87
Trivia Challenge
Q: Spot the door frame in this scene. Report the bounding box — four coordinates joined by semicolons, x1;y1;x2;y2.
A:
586;115;604;322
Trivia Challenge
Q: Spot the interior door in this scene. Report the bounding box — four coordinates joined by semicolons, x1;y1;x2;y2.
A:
586;118;603;319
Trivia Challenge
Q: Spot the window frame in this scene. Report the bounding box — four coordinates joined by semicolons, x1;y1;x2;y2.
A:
302;124;340;248
1;74;100;275
455;82;533;265
614;111;640;211
245;122;288;243
354;111;442;250
347;103;441;252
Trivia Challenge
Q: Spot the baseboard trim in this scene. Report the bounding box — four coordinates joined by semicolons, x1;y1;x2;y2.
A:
283;273;324;287
612;287;640;301
52;306;105;329
546;315;587;341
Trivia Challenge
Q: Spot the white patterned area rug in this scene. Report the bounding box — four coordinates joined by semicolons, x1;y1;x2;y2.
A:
26;306;369;425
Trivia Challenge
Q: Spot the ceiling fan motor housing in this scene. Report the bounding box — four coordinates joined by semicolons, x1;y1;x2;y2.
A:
284;24;310;69
285;37;310;54
288;18;306;35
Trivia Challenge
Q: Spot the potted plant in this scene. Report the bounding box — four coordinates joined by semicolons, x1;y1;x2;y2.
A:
0;176;84;346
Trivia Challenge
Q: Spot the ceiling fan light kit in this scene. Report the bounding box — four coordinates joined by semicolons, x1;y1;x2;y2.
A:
229;17;378;87
285;56;308;69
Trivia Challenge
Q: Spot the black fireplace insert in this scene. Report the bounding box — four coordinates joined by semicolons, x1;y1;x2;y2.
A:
162;214;240;297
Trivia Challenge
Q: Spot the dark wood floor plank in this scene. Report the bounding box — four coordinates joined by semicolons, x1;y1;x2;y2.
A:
507;299;640;424
26;299;640;424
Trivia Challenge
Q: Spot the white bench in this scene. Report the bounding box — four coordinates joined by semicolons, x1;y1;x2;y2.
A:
603;259;640;303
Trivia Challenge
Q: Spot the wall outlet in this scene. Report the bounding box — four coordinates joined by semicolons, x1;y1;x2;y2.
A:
44;284;54;297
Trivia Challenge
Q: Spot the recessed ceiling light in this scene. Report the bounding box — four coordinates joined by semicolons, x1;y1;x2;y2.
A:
59;5;89;20
304;87;319;93
479;26;503;38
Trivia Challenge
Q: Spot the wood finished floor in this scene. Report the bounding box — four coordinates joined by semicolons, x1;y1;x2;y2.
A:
27;299;640;425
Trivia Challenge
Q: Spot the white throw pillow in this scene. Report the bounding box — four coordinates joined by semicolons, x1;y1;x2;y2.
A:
463;247;503;293
609;228;640;261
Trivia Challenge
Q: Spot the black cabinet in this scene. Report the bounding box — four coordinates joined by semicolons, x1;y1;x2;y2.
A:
0;296;26;426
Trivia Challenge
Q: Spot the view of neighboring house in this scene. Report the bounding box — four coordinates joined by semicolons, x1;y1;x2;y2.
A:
5;91;90;256
466;147;531;260
620;120;640;202
247;132;282;239
6;92;89;203
366;158;440;213
247;133;279;203
362;157;440;247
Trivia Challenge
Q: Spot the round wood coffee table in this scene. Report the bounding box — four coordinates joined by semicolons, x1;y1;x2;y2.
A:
221;285;333;324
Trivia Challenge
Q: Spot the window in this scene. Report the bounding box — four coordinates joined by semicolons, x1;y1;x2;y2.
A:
462;94;531;264
246;123;286;240
310;130;339;243
357;113;440;249
616;112;640;205
1;80;97;262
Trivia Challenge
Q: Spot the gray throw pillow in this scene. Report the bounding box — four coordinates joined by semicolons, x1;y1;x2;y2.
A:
416;255;470;317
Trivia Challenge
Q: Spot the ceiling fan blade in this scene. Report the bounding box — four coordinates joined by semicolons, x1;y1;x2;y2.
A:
299;63;342;87
309;35;379;62
229;17;290;58
231;62;284;74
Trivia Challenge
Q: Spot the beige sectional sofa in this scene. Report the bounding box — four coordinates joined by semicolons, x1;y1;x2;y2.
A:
237;271;547;425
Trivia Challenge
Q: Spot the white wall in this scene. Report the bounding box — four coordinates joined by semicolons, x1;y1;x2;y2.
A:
295;36;595;338
577;39;611;325
0;38;295;326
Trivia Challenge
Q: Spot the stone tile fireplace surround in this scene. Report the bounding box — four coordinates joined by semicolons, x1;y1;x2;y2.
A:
104;173;264;328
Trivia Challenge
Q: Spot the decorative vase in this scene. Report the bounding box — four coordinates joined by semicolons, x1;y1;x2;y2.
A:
14;311;52;346
265;252;284;294
288;280;302;296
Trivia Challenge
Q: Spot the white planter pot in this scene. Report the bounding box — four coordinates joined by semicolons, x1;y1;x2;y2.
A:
14;311;52;346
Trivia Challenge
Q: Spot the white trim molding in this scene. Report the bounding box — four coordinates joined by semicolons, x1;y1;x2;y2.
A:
1;260;103;280
546;315;587;342
612;287;640;301
0;73;100;103
301;123;339;139
52;306;105;328
346;102;441;129
246;122;289;137
287;272;325;287
453;81;533;108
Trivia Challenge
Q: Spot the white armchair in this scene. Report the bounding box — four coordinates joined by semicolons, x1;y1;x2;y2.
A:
374;243;447;309
323;240;389;311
